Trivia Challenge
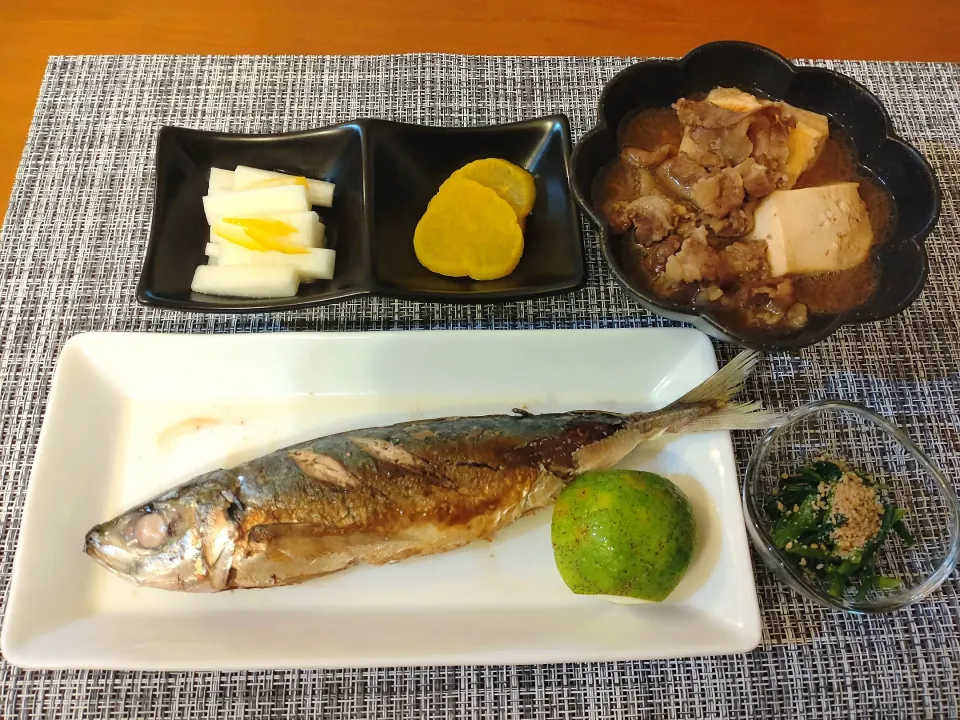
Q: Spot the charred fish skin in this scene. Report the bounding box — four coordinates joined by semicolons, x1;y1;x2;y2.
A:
233;410;627;507
84;350;778;592
218;411;631;589
85;410;628;592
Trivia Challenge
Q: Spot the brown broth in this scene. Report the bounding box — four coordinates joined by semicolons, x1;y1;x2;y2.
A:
600;102;895;328
794;261;880;314
617;107;683;152
592;161;636;209
591;108;685;225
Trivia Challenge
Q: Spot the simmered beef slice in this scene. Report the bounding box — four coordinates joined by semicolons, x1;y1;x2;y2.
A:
735;159;777;198
691;167;745;217
704;206;754;237
721;240;768;277
622;162;661;198
731;278;805;329
622;144;676;169
641;234;682;277
656;154;710;200
687;120;755;167
603;200;636;235
674;99;755;169
603;196;678;242
673;99;749;128
673;100;794;191
749;106;794;178
662;226;724;287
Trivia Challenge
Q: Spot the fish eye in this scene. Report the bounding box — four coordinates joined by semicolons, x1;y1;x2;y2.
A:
134;512;170;549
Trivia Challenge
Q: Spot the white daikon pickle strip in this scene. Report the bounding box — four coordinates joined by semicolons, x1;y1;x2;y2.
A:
205;242;221;258
233;165;335;207
216;242;336;281
191;265;300;298
201;186;310;224
268;211;324;248
313;220;326;248
208;168;236;194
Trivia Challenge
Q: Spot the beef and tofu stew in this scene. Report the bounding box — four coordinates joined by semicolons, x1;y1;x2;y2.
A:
595;87;892;334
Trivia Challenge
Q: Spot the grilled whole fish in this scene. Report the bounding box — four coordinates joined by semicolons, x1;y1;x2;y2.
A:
85;350;777;592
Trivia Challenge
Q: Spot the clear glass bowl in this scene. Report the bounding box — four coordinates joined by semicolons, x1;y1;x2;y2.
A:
743;400;960;613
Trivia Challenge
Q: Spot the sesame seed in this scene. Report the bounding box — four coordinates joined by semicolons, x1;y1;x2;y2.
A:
810;543;818;549
816;564;824;570
800;558;807;566
793;504;800;513
785;541;793;549
776;501;784;512
828;471;883;557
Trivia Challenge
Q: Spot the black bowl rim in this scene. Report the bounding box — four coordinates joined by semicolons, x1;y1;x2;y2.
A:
570;40;943;352
136;114;586;314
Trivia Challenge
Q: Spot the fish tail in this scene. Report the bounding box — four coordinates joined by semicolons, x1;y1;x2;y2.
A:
666;349;781;431
573;350;780;472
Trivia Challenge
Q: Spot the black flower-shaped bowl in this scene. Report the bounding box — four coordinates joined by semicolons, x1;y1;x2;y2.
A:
570;41;941;351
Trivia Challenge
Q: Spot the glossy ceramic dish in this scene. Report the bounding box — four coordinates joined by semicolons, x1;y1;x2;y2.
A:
138;115;585;312
2;328;760;669
743;400;960;613
570;40;941;351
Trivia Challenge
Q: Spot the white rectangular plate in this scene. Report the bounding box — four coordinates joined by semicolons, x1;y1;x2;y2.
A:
2;328;761;670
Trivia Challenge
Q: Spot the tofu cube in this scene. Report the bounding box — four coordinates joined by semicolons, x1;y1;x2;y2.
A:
750;182;874;277
780;105;829;188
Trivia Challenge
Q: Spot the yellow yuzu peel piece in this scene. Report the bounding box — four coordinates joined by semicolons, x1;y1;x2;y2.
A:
246;176;310;189
219;217;309;255
212;222;265;251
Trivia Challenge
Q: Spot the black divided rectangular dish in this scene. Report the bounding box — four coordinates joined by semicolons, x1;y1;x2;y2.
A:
138;116;585;312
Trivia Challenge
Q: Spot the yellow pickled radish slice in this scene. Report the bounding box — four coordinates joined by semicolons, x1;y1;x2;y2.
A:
219;218;309;255
449;158;536;219
414;177;524;281
246;176;309;189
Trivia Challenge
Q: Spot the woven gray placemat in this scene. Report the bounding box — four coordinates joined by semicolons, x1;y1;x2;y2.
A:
1;53;958;719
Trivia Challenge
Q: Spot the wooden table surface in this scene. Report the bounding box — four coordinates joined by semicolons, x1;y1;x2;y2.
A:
1;0;958;218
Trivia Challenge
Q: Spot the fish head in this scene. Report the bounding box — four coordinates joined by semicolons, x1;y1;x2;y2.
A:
84;478;243;592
